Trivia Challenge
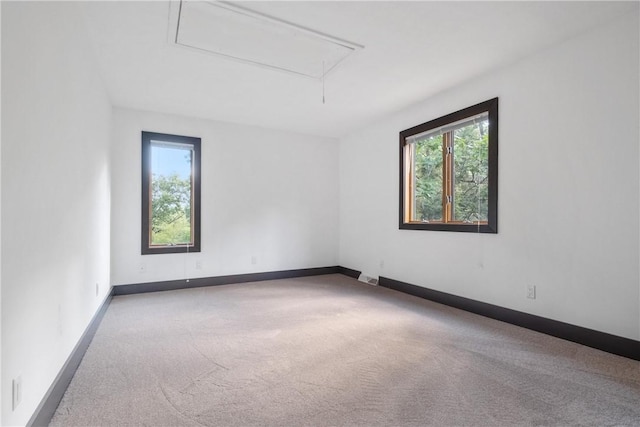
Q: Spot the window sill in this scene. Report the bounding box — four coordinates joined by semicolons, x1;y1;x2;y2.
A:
399;222;497;233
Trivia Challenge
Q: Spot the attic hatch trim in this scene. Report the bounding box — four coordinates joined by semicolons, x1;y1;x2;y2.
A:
167;0;364;80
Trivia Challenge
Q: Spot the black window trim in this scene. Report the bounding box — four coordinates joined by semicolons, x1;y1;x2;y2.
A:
141;131;201;255
399;97;498;233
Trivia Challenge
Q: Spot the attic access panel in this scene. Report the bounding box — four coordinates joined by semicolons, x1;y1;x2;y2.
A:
169;1;363;79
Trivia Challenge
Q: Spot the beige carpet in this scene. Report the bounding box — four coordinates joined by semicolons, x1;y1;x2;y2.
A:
50;274;640;426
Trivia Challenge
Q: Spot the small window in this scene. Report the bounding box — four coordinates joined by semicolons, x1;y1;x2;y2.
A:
400;98;498;233
141;131;201;254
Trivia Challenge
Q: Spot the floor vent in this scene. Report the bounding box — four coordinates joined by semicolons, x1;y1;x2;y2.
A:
358;273;379;286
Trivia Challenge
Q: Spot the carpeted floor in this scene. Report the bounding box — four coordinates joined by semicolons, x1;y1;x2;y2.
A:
50;274;640;426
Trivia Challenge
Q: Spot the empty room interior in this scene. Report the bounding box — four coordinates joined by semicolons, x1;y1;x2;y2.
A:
1;1;640;426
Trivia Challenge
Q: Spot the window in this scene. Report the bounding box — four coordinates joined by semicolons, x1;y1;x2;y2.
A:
400;98;498;233
142;131;201;254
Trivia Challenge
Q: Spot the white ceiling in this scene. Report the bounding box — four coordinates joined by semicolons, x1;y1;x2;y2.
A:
80;1;637;138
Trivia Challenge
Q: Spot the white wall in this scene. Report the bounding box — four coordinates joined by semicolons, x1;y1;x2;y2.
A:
111;109;339;286
339;13;640;340
0;3;3;423
1;3;112;426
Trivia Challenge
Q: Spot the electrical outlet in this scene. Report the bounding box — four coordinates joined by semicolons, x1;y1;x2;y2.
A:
95;283;99;296
12;376;22;411
195;260;202;270
251;256;257;265
527;284;536;299
379;260;384;270
139;263;146;273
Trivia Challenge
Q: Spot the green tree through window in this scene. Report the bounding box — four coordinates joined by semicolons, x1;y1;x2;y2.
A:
452;120;488;222
142;132;201;254
400;98;498;233
413;134;443;222
151;147;192;245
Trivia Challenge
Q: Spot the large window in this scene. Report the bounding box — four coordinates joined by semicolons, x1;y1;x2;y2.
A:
400;98;498;233
142;131;201;254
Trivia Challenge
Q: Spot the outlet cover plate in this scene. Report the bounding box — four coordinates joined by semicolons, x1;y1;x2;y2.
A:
527;284;536;299
12;376;22;411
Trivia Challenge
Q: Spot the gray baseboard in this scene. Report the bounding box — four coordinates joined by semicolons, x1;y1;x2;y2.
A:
27;290;114;427
113;266;346;295
336;266;361;279
379;276;640;361
26;266;358;426
42;266;635;427
27;267;638;427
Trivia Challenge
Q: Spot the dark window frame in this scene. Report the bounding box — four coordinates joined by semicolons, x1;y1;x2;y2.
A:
399;98;498;233
141;131;201;254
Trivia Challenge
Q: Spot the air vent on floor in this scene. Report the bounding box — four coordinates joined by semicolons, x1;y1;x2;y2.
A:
358;273;379;286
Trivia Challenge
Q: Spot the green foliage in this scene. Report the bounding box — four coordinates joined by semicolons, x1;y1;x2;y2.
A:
414;135;443;221
151;173;192;245
453;122;488;222
412;120;488;222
